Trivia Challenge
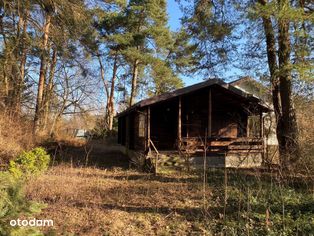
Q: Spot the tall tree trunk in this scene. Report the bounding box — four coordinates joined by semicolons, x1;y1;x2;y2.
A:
258;0;283;166
43;47;57;129
3;63;9;109
258;0;300;168
106;52;118;131
97;54;111;130
16;6;29;114
258;0;281;120
277;0;299;166
6;10;22;114
98;55;109;99
49;67;70;137
129;59;139;107
98;55;109;97
34;13;51;133
0;13;9;110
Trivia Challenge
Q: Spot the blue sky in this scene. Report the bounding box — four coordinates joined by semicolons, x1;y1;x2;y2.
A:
167;0;182;31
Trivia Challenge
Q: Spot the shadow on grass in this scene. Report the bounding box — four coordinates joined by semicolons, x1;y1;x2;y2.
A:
75;172;200;183
70;200;218;220
45;140;130;170
99;203;209;218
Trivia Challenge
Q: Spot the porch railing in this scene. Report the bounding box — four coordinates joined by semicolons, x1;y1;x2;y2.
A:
149;139;159;175
179;137;264;155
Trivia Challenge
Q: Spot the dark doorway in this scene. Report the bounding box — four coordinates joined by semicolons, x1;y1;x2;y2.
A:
150;99;178;150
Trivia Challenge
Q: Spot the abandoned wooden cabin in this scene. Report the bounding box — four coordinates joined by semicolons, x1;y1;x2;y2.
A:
117;79;277;168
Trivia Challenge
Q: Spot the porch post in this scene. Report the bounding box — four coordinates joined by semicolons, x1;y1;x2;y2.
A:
147;106;151;148
178;96;182;144
126;115;129;148
260;109;266;162
259;110;263;138
208;89;212;137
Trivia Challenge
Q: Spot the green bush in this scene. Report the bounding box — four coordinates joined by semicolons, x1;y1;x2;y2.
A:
8;147;50;179
0;172;44;236
0;147;50;235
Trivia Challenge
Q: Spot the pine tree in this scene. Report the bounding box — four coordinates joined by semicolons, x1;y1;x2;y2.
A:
94;0;127;131
95;0;185;131
148;58;184;95
122;0;174;106
179;0;236;76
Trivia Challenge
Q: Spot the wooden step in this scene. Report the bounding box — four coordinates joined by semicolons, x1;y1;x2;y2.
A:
228;145;263;150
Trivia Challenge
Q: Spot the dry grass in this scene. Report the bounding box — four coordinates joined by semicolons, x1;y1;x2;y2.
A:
20;133;314;236
26;166;212;235
0;115;34;163
296;99;314;172
53;136;87;148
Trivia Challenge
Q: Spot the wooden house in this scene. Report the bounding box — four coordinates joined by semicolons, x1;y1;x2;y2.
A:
117;79;277;168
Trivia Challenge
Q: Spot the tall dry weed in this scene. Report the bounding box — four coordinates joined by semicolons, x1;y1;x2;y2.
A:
0;114;34;163
296;99;314;173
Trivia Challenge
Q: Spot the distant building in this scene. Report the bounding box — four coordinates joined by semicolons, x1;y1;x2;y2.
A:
117;78;278;168
73;129;90;139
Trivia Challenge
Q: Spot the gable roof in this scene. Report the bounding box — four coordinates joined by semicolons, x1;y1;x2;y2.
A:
117;78;270;117
230;76;272;104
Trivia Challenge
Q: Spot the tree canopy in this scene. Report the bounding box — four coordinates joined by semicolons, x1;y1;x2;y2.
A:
0;0;313;166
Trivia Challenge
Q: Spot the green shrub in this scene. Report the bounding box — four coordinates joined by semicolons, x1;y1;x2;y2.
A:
0;172;44;236
0;147;50;235
9;147;50;179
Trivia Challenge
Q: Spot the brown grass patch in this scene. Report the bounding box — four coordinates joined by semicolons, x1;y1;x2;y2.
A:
0;114;34;163
25;166;212;235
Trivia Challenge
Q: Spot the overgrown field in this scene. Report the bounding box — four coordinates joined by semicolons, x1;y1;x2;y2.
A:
25;165;314;235
26;166;210;235
1;137;313;235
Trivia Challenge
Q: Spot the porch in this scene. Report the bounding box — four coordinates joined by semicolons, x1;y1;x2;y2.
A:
147;85;266;155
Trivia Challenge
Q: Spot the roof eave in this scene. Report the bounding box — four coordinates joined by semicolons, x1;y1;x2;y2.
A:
116;78;271;117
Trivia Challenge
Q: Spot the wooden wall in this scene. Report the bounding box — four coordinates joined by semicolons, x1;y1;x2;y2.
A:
118;85;263;151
